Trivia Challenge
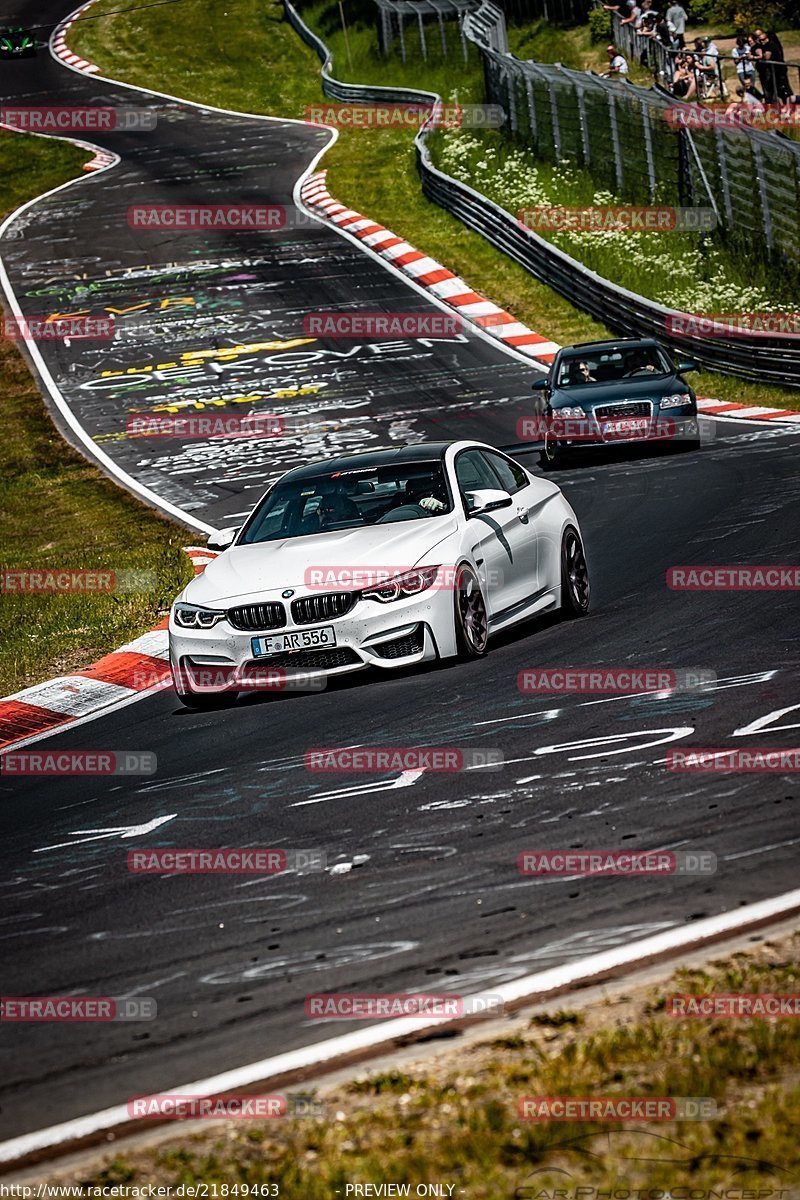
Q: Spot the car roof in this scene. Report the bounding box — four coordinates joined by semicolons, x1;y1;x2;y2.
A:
285;443;453;481
559;337;661;355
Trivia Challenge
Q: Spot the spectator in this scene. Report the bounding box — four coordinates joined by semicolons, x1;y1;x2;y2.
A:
756;28;793;101
606;44;629;75
665;0;687;48
728;83;765;112
671;51;697;97
731;35;757;90
752;30;777;101
693;35;725;98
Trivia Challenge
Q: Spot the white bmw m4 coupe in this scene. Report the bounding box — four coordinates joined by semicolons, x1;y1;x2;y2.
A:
168;441;590;707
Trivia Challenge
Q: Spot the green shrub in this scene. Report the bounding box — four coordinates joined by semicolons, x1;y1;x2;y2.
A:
588;5;612;40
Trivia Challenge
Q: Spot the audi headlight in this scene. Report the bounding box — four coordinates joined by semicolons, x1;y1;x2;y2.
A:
552;406;586;419
361;567;440;604
660;393;692;408
173;602;227;629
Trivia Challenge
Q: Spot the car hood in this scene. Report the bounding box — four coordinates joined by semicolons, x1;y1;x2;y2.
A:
182;516;459;605
554;376;684;408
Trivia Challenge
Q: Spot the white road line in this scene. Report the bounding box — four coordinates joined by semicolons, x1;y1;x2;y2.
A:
1;886;799;1166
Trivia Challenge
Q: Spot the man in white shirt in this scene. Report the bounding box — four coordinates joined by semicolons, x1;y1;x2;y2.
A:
606;44;629;75
665;1;686;47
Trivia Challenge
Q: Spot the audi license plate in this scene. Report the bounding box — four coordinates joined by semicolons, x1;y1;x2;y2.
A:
251;626;337;656
601;417;649;439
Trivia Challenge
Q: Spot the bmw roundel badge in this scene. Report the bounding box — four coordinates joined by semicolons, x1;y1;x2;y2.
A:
282;589;295;598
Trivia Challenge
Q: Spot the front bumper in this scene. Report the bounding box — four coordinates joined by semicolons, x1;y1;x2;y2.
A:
169;587;453;693
550;410;699;450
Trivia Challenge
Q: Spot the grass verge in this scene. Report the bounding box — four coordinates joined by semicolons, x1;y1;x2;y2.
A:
40;930;800;1195
0;131;193;694
70;0;800;411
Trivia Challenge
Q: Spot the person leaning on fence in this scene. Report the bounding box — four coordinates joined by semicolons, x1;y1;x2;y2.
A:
605;44;629;76
665;0;686;48
755;28;794;102
731;36;763;98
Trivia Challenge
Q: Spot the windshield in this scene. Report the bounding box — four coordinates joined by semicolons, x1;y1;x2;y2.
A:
240;461;453;545
557;346;672;387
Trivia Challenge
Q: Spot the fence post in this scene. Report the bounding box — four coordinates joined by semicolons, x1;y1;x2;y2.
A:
752;139;774;254
398;12;406;63
525;72;537;144
438;12;447;57
607;88;624;192
576;80;591;166
714;127;733;228
417;10;427;60
506;67;518;134
547;70;562;160
641;96;656;199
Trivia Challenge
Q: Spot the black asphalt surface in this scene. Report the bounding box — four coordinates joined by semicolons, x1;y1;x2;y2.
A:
0;10;537;529
1;2;800;1148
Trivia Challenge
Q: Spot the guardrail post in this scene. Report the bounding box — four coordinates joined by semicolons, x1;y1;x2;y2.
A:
607;88;623;192
752;140;774;254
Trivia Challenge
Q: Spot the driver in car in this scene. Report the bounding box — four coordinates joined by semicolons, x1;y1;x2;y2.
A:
626;350;658;374
405;475;447;513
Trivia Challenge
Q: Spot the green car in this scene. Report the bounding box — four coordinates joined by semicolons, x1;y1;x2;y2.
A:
530;337;701;469
0;26;36;57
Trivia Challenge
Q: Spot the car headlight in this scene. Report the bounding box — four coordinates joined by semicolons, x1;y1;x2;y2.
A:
660;393;692;408
361;567;440;603
173;602;227;629
552;406;586;419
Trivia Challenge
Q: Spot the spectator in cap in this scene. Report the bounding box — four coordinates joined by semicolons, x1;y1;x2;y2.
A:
606;44;629;75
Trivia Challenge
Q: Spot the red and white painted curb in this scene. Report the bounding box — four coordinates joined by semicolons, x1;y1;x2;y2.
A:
50;0;98;73
82;148;116;172
302;173;800;425
697;397;800;422
300;170;560;365
0;548;217;752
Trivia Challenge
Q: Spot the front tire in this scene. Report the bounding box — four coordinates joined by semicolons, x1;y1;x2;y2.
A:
539;428;567;471
561;527;590;617
453;564;489;658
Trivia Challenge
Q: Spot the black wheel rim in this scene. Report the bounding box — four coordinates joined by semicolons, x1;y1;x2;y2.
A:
566;532;590;610
458;570;488;652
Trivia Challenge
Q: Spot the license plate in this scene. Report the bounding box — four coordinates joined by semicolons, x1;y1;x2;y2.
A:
251;626;337;656
601;417;649;439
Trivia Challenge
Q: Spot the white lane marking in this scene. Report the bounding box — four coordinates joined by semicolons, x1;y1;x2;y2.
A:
723;836;800;861
475;709;561;726
34;814;176;854
579;670;778;707
291;769;426;806
732;702;800;737
3;886;799;1164
533;727;694;761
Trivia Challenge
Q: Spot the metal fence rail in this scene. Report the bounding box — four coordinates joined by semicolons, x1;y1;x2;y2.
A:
284;0;800;385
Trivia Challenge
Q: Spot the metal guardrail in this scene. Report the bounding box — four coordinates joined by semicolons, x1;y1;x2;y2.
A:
283;0;800;386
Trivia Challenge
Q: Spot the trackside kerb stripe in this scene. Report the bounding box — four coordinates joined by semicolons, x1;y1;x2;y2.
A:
1;887;798;1167
300;171;560;365
0;550;217;750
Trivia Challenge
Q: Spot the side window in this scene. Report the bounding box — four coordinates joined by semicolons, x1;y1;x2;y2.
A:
482;451;527;494
455;450;499;498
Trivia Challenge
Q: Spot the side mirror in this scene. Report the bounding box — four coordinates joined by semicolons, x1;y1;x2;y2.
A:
676;360;697;373
466;489;513;517
531;378;549;391
206;526;239;552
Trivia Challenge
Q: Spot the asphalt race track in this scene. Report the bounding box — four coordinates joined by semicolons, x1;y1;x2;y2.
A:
1;0;800;1147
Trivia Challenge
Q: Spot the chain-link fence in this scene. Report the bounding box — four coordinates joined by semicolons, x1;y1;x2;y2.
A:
480;45;800;266
376;0;483;61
